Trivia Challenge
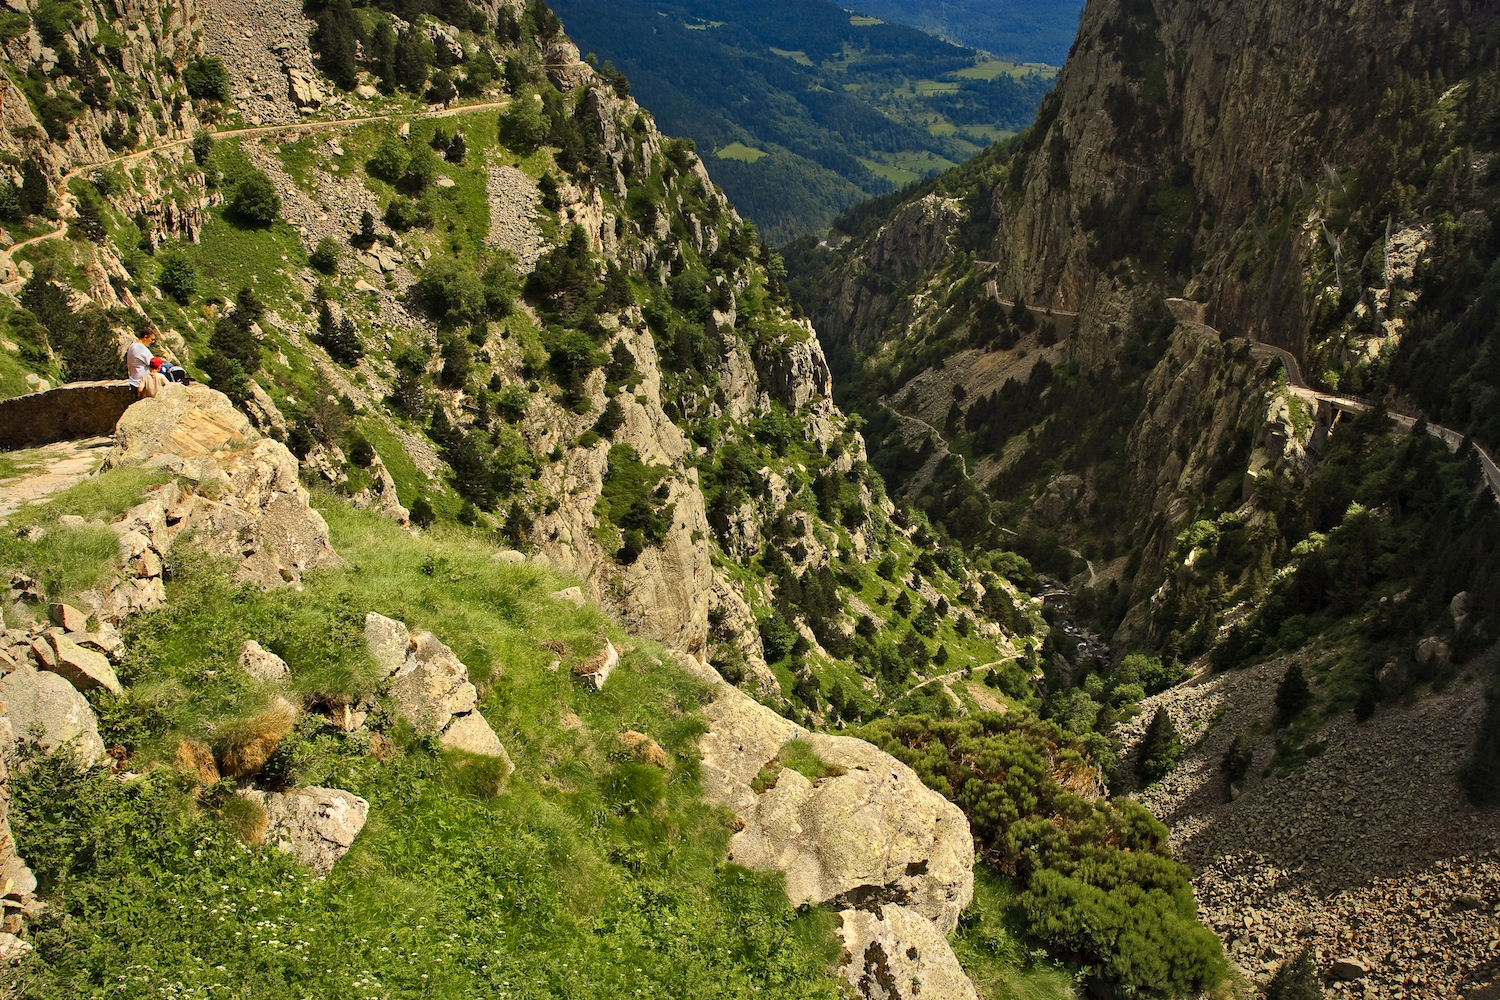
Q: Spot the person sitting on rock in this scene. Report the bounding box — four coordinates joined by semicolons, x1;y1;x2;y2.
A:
149;355;189;384
126;328;169;398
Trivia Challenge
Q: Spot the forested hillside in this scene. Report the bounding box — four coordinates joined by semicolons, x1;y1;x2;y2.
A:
848;0;1084;65
549;0;1055;242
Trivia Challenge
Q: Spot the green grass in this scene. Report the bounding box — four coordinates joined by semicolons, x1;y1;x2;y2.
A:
951;864;1077;1000
768;47;814;67
12;496;847;999
956;59;1060;81
191;213;307;305
0;467;171;615
716;142;768;164
0;344;38;399
848;15;883;26
859;157;921;185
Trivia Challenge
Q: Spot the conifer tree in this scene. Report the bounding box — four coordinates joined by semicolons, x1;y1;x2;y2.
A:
1276;664;1312;719
1137;708;1181;783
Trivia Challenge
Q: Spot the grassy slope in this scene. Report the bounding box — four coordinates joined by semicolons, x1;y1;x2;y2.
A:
11;485;847;999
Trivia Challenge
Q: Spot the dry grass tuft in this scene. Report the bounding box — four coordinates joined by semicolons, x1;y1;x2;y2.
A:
618;730;669;768
214;701;297;779
174;738;220;785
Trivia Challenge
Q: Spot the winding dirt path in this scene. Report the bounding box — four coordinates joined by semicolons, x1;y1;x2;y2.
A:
0;97;511;293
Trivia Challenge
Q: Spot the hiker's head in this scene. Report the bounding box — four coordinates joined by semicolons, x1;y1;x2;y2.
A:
138;328;157;345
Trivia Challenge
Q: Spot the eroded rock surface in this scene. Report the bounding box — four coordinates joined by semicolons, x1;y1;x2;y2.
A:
689;655;976;999
243;786;369;874
837;905;979;1000
105;385;342;588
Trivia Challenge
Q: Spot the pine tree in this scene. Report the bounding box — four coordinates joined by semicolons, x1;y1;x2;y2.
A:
1137;708;1181;783
1265;949;1323;1000
1275;664;1312;719
315;0;359;90
20;159;49;216
395;30;428;93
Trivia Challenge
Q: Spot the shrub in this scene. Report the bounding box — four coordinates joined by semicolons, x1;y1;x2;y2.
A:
368;133;410;182
384;196;425;231
409;494;435;528
1275;664;1312;720
860;714;1224;996
190;131;214;166
156;251;197;303
229;169;280;226
401;142;439;193
1137;707;1181;783
1264;949;1323;1000
417;255;486;326
183;57;231;101
600;444;674;563
593;398;625;439
310;236;340;274
499;94;549;154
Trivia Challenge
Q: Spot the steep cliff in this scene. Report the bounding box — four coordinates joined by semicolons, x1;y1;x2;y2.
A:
789;0;1500;991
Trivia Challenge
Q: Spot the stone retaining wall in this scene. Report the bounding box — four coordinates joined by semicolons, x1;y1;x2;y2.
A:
0;382;137;449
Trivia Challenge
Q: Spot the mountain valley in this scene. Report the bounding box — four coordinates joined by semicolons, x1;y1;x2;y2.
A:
0;0;1496;997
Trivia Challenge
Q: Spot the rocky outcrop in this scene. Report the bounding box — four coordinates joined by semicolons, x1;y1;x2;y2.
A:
105;384;343;589
362;614;510;762
685;653;977;999
0;666;105;765
242;786;369;874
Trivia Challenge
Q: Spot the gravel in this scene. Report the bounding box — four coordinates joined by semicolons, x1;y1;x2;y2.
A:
485;165;545;272
1119;657;1500;995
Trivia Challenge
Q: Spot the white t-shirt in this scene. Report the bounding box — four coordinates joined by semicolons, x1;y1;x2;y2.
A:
125;341;153;387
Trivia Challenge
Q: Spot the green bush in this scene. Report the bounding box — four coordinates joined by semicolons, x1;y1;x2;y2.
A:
384;196;426;231
310;236;340;274
416;255;486;326
190;131;214;166
499;93;549;154
183;56;231;101
600;444;675;563
228;169;281;226
156;251;197;303
367;133;410;182
858;713;1224;995
0;11;30;42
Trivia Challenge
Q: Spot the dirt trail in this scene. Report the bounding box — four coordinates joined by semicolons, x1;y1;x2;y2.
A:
0;438;114;520
0;98;511;293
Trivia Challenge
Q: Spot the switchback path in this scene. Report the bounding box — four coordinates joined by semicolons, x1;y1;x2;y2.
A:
1163;300;1500;504
0;97;512;293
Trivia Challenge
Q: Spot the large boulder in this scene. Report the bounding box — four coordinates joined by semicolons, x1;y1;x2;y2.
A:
702;688;973;931
439;711;514;770
103;385;342;588
0;666;105;765
690;660;978;1000
45;633;122;695
389;631;478;734
837;904;980;1000
237;641;290;682
242;786;368;874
